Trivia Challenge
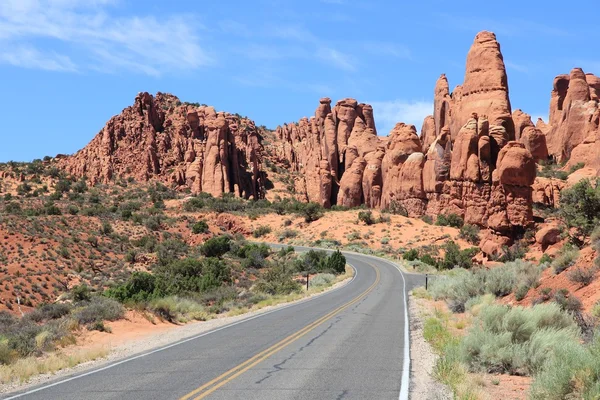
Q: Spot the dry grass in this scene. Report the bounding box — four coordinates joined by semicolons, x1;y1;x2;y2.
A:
0;346;108;384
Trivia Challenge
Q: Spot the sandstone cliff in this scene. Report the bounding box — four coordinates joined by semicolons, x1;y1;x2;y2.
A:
272;31;538;254
59;93;265;199
543;69;600;168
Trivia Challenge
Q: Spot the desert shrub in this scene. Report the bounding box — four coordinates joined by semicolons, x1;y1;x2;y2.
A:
105;272;157;303
357;210;375;225
309;273;336;288
191;220;209;234
460;303;578;375
183;197;205;211
278;228;298;241
157;238;189;266
4;202;21;214
538;253;552;265
529;338;600;400
153;258;231;296
403;249;419;261
484;266;517;297
67;205;79;215
385;200;408;216
26;303;72;323
514;284;530;301
498;241;529;262
144;214;163;231
277;245;295;257
458;224;480;245
299;202;323;222
567;267;596;287
421;215;433;224
101;221;113;235
148;296;206;322
430;260;541;312
436;214;464;228
419;254;438;266
552;289;582;313
71;284;91;302
73;296;124;326
439;241;478;270
325;250;346;274
552;247;579;274
131;235;158;252
252;225;272;238
254;262;301;295
559;179;600;238
200;235;231;258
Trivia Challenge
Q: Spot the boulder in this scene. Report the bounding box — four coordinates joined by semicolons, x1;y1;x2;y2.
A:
535;225;561;247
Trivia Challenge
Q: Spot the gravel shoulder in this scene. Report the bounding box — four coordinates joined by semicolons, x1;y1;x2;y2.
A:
1;275;352;395
409;293;452;400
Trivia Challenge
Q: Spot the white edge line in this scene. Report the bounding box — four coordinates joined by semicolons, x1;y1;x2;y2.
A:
3;253;358;400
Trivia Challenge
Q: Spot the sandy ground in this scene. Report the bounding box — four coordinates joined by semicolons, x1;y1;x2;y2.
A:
1;275;352;394
408;293;452;400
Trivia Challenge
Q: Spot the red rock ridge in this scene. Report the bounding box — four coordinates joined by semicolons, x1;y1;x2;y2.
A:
59;92;265;199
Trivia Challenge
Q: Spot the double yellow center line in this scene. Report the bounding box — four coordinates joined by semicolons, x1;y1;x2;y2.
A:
179;264;380;400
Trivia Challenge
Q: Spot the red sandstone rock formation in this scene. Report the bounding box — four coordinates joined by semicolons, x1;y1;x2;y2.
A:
546;69;600;165
59;93;265;199
273;98;382;208
273;30;538;252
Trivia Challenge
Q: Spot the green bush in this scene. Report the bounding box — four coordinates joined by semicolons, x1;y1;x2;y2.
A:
559;179;600;238
458;224;480;245
419;254;438;266
192;220;209;234
325;250;346;274
300;202;323;223
200;235;231;258
71;284;91;302
105;272;157;303
403;249;419;261
254;262;301;295
153;258;231;296
253;225;272;238
439;241;477;270
357;210;375;225
436;214;464;228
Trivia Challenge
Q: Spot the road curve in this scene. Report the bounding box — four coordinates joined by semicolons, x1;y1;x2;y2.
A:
3;248;422;400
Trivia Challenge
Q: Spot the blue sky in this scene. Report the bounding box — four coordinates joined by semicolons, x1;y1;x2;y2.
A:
0;0;598;161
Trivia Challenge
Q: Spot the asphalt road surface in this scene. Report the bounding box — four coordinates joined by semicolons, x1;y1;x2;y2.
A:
4;247;422;400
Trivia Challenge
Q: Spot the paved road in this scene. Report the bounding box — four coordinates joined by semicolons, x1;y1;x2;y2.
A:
4;248;422;400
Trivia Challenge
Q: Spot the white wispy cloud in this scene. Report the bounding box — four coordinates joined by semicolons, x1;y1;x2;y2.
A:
369;100;433;135
0;0;212;75
316;47;356;71
359;41;412;59
0;44;78;72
